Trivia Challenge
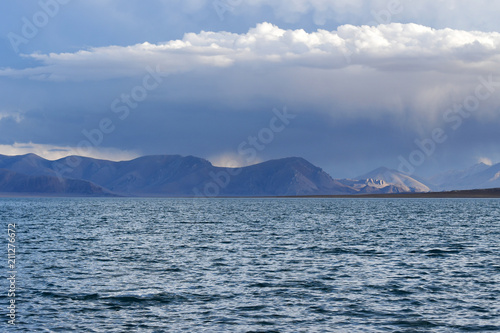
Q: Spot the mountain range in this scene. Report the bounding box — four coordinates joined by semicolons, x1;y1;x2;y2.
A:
425;162;500;191
0;154;348;196
0;153;498;196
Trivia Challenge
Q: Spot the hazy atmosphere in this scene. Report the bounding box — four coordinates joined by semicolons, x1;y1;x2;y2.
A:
2;0;500;178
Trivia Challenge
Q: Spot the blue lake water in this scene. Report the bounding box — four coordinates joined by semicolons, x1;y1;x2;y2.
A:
1;198;499;332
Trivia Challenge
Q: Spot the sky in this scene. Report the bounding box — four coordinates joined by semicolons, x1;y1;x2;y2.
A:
1;0;500;178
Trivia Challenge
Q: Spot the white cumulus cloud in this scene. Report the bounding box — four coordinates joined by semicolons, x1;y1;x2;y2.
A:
2;22;500;81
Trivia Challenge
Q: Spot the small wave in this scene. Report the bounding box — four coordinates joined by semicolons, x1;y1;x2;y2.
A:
409;248;460;256
38;291;188;305
40;291;99;301
248;282;274;288
388;319;440;328
171;221;224;224
321;247;356;255
456;324;500;331
102;292;189;305
235;305;267;312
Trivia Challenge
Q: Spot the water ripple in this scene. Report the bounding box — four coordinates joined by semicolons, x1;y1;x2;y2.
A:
0;198;498;332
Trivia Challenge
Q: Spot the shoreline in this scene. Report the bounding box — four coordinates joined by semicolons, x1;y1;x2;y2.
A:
1;188;500;199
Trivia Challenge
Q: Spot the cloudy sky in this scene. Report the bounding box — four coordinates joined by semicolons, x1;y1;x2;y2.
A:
1;0;500;178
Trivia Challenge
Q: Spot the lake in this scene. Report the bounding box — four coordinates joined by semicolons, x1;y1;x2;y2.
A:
1;198;499;332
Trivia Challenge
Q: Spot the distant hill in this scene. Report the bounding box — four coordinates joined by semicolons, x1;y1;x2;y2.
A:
0;169;114;196
0;154;356;197
354;167;431;193
219;157;355;196
427;162;500;191
338;178;412;194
